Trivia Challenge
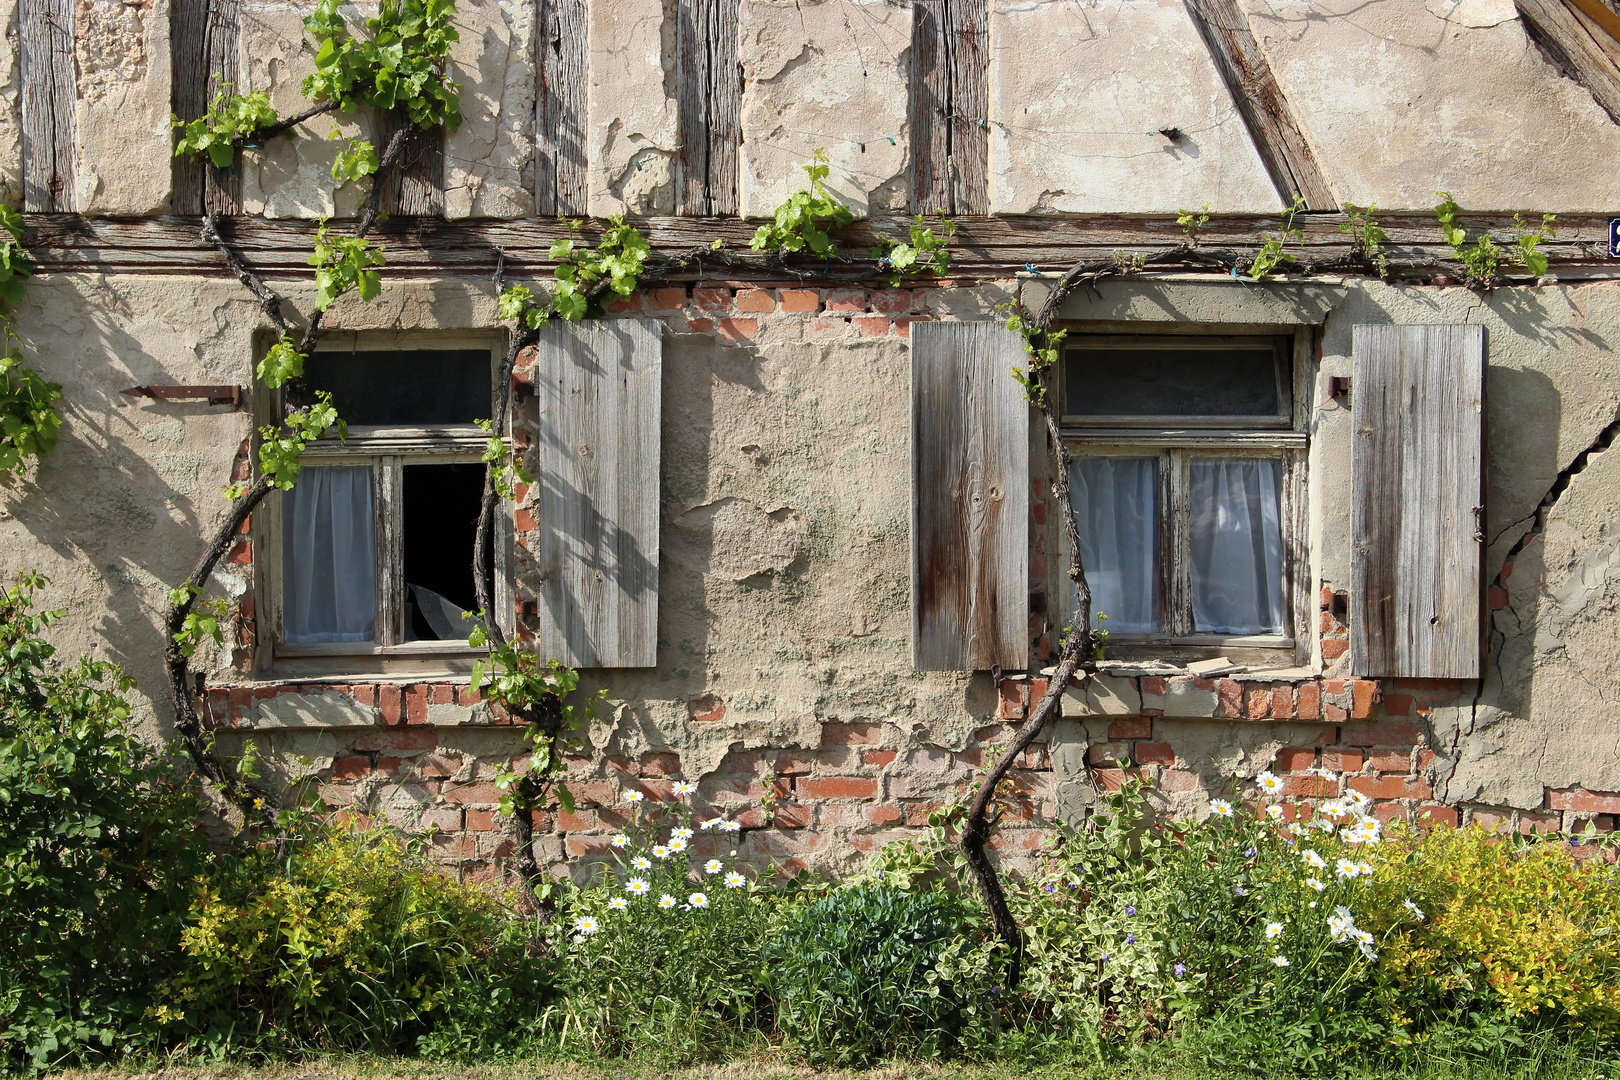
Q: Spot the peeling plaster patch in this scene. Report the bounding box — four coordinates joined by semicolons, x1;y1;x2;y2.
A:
737;0;912;218
666;498;809;581
610;144;676;214
239;2;374;218
444;0;536;218
73;0;171;213
1243;0;1620;210
587;0;678;217
1426;0;1518;28
0;0;21;206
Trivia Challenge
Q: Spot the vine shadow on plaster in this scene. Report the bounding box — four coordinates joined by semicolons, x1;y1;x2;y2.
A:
1;312;229;725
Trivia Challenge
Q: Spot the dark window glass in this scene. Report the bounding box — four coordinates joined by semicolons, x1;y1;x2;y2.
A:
302;349;491;426
1065;342;1283;419
401;462;485;641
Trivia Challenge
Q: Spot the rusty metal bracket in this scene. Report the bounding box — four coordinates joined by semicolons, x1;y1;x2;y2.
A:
121;385;244;408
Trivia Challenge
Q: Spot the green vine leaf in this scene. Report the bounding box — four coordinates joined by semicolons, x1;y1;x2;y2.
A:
1339;203;1389;278
169;583;229;658
1436;192;1502;288
749;148;854;257
256;334;308;389
171;88;278;167
257;391;346;490
329;136;380;183
1247;195;1306;281
309;221;387;310
0;206;58;478
870;215;956;287
301;0;463;132
476;418;533;499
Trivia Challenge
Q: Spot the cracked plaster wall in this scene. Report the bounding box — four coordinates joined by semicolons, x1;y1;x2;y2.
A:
1244;0;1620;211
587;0;678;217
987;0;1284;215
8;274;1620;830
737;0;912;219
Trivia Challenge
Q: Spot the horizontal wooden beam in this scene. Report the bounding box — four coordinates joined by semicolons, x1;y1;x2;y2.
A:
22;212;1620;280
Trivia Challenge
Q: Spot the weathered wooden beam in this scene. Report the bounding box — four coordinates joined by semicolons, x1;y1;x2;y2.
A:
171;0;242;215
22;212;1618;278
1184;0;1337;212
379;115;445;217
912;0;990;216
19;0;76;213
536;0;588;216
676;0;740;216
1515;0;1620;125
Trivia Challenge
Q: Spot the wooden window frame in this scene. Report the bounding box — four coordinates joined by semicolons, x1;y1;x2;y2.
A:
252;334;511;678
1056;325;1313;668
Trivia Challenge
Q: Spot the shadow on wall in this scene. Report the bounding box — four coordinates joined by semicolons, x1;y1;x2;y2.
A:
2;303;236;736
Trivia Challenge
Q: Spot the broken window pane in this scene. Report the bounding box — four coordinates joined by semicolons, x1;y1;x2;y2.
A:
402;462;486;641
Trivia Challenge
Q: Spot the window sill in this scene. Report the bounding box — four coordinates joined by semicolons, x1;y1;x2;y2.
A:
267;643;482;681
1003;668;1381;723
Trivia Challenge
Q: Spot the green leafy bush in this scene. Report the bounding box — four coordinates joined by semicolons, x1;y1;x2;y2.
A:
171;89;278;167
770;884;990;1065
157;826;552;1056
0;573;208;1072
543;788;779;1064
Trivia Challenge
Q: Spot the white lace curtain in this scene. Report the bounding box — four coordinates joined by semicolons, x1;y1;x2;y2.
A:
283;466;376;643
1070;455;1285;637
1071;457;1159;634
1188;458;1285;635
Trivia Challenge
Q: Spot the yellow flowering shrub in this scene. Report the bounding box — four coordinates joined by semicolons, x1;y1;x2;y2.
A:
1365;824;1620;1033
158;827;535;1052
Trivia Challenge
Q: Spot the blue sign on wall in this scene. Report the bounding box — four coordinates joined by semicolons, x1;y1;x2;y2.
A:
1610;218;1620;259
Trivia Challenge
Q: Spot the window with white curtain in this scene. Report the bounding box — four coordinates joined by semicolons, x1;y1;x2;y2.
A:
1061;333;1306;656
264;343;502;663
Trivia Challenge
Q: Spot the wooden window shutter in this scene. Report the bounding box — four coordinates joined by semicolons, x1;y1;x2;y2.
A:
522;321;662;668
1350;324;1484;679
911;320;1029;671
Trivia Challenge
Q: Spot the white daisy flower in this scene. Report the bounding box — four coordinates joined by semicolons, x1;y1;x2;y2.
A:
1302;849;1327;869
704;858;723;875
671;826;695;841
575;915;600;935
699;817;720;830
657;893;677;910
1346;789;1373;811
607;896;629;912
609;833;630;848
1305;877;1326;892
1265;921;1284;940
1328;905;1357;942
669;837;688;853
1256;771;1284;796
724;870;746;889
671;780;697;796
625;878;650;896
720;820;741;833
1266;804;1285;821
652;845;671;860
1357;861;1373;877
631;855;652;871
1272;955;1291;967
1314;818;1338;834
1320;799;1349;820
1336;858;1360;878
1354;928;1377;959
688;891;709;909
1402;898;1425;921
1209;799;1234;817
1286;821;1308;837
623;790;645;804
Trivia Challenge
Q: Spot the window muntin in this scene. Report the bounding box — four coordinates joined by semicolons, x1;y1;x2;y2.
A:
1062;332;1306;652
